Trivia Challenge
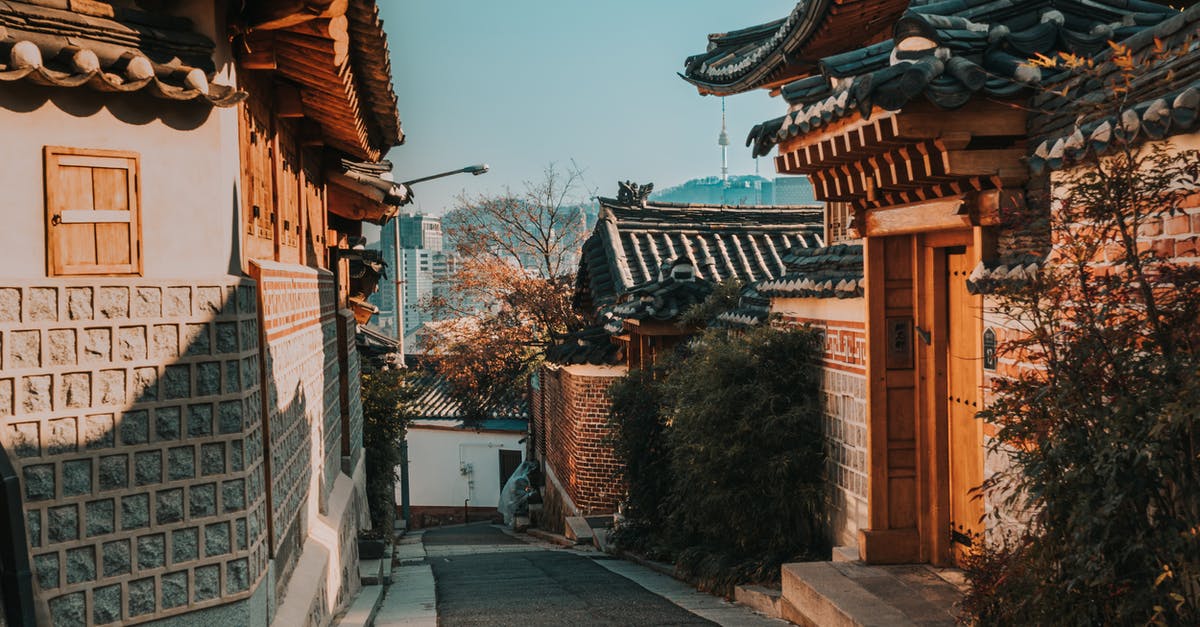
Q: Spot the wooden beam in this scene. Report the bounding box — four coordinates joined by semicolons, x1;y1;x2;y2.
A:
244;0;349;31
865;196;970;236
238;32;277;70
275;82;305;118
944;149;1028;185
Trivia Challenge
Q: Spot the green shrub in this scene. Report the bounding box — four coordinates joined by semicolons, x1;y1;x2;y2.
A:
360;366;416;538
661;326;828;593
606;369;672;558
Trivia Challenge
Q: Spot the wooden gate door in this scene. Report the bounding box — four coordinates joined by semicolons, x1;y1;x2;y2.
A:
946;250;983;565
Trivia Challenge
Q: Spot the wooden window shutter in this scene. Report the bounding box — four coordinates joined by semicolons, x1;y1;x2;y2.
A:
44;146;142;276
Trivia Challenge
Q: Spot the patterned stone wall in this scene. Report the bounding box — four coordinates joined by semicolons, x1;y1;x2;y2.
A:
774;311;868;547
0;279;269;626
336;311;363;475
538;365;625;515
248;261;340;567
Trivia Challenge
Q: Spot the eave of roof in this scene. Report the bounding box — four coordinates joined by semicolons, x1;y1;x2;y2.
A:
0;1;244;107
742;0;1182;158
575;197;825;309
1028;4;1200;172
680;0;908;96
239;0;402;160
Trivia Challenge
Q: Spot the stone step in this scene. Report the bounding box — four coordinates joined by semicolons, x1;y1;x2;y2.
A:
733;584;782;619
335;584;385;627
782;562;913;627
563;516;594;544
359;546;393;585
781;561;961;627
832;545;859;563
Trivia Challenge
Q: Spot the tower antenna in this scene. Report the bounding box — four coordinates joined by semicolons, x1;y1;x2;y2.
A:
718;97;730;184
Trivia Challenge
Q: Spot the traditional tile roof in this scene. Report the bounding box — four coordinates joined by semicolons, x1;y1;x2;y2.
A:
0;1;244;106
405;371;529;421
1029;4;1200;173
574;195;824;312
545;326;624;366
713;284;772;329
603;258;716;333
966;253;1042;294
240;0;403;160
742;0;1181;157
681;0;912;96
758;243;865;299
334;159;413;206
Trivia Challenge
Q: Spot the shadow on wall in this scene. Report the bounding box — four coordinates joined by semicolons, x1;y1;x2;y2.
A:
0;283;279;625
0;82;213;130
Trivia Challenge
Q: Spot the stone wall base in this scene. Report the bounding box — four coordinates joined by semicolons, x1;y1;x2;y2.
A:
269;457;365;627
405;506;500;529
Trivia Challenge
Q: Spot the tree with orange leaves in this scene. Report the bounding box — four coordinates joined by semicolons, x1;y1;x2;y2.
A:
419;163;590;422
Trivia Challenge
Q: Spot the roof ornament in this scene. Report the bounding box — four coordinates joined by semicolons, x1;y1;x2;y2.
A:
617;181;654;206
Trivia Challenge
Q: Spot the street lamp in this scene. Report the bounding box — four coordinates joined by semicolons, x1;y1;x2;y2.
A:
389;164;490;348
400;163;489;186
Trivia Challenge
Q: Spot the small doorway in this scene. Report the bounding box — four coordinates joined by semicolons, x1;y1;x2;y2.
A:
498;449;523;489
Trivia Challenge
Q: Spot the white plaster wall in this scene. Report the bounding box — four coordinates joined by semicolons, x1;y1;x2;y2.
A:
403;426;525;508
771;296;866;323
0;0;242;281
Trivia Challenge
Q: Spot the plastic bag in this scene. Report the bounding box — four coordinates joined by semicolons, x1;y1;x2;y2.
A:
498;459;540;527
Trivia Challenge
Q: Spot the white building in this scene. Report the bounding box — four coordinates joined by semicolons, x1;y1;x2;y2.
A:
399;371;528;528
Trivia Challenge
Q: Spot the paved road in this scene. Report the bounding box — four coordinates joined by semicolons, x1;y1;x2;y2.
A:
421;524;776;627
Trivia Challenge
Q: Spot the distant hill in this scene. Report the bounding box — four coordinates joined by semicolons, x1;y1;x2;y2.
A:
651;175;815;206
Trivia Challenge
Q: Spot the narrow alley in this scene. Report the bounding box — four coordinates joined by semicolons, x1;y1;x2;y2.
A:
364;524;784;626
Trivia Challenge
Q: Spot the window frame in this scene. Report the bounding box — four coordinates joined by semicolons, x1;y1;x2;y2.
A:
44;146;143;277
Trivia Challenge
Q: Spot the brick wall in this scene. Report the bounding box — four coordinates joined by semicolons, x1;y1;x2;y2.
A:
247;261;341;564
774;310;868;547
0;280;269;625
536;365;625;516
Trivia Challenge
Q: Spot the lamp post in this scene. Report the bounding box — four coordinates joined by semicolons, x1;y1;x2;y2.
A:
400;163;489;186
391;163;488;529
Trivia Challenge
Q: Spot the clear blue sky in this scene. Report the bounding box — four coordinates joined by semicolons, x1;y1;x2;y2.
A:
380;2;794;215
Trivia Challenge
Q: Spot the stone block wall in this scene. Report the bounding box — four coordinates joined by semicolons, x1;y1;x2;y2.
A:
0;279;269;626
247;261;341;573
537;365;625;515
336;311;363;473
774;311;868;548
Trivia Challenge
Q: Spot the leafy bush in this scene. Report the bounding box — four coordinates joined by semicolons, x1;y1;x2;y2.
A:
609;325;829;594
963;140;1200;624
606;369;672;558
360;366;416;538
662;326;828;593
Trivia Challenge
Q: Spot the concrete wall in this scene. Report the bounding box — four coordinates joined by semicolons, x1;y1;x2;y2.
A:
772;296;868;549
535;364;626;516
0;2;242;282
402;425;524;510
0;279;269;625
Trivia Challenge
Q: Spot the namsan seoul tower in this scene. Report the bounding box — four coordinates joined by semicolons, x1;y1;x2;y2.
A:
718;97;730;184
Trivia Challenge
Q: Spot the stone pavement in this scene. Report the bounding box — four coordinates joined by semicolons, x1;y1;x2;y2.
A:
352;523;785;626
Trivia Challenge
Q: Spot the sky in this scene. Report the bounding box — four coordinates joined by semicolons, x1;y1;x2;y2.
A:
379;2;795;216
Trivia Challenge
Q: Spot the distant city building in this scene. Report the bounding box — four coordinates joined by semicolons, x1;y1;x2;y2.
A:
372;213;456;340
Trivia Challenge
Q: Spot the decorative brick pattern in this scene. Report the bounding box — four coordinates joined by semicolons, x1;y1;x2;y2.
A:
248;261;341;559
775;314;868;545
0;280;269;626
536;366;625;515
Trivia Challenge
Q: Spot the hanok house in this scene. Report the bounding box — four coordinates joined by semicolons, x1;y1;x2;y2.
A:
396;366;528;530
682;0;1184;570
532;183;823;532
0;1;409;625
